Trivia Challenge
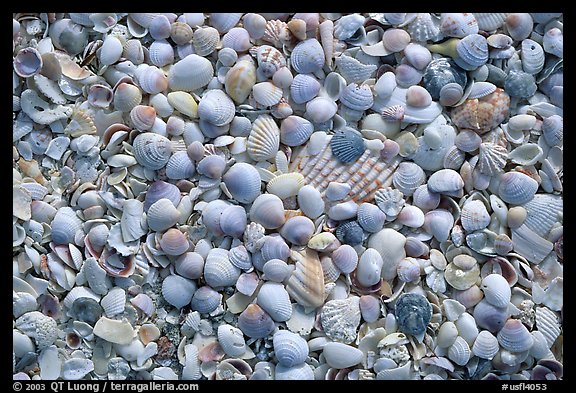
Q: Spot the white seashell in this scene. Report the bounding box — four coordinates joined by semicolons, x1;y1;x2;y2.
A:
320;296;361;344
437;321;459;348
217;47;238;68
279;216;315;246
243;13;266;39
334;13;365;40
280;115;314;147
357;202;386;233
440;13;478;38
148;39;174;67
256;281;292;322
162;275;197;309
543;27;563;58
159;228;189;256
168;54;214;92
217;324;246;358
132;132;173;170
174;252;204;280
247;114;280;162
461;200;491;232
100;288;126;317
406;13;441;42
129;105;157;131
402;43;432;71
323;342;364;369
356;248;384;287
358;295;380;323
286;248;325;310
455;130;482;152
272;330;309;367
198;89;235;126
225;60;257;104
222;27;252;53
99;35;123;66
272;66;293;90
473;13;509;31
521;39;545;75
297;185;324;219
204;248;241;288
340;83;374;111
396;204;425;228
505;13;533;42
114;82;142;112
218;205;247;239
275;363;314;380
427;169;464;196
393;162;426;197
131;293;155;317
190;286;221;314
382;28;411;53
508;143;543;166
498;171;538;205
396;257;421;282
412;184;440;212
304;96;338;123
535;306;561;348
209;13;242;33
447;336;471;366
405;85;432;108
62;358;94;380
395;64;423;88
472;330;500;360
368;228;406;281
222;163;262;204
335;54;377;84
249;194;285;230
497;319;534;353
289;74;321;105
51;207;83;245
136;65;168;95
529;330;552;360
253;82;283;107
92;317;134;345
290;38;324;74
262;259;291;282
423;209;454;242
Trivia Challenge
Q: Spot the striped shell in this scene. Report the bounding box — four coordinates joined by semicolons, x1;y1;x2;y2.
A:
455;34;488;70
217;324;246;358
497;319;534;352
477;142;507;175
289;132;400;204
51;207;83;245
286;248;325;310
340;83;374;111
290;38;325;74
198;89;235;126
190;286;221;314
238;304;275;339
132;132;173;170
273;330;309;367
247;115;280;162
330;128;366;163
225;60;257;104
481;274;511;308
472;330;500;360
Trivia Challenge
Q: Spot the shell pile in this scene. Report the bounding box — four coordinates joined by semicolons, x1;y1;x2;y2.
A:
13;12;563;381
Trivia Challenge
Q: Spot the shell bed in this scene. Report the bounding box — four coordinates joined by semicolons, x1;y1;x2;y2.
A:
13;13;563;381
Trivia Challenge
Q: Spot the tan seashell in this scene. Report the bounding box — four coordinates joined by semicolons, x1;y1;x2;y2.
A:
225;60;257;105
319;19;334;68
170;22;193;45
451;88;510;133
247;114;280;162
167;91;198;118
286;248;325;310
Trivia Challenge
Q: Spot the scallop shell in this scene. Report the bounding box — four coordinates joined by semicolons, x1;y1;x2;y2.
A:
440;13;478;38
330;128;366;163
481;273;511;308
219;205;247;239
51;207;83;245
175;252;204;280
477;142;507;176
132;132;173;170
286;248;325;310
374;187;404;218
262;19;290;48
168;54;214;92
279;215;314;246
290;38;324;74
253;82;283;107
223;162;262;204
289;74;321;105
320;296;361;344
357;202;386;233
204;248;241;289
247;114;280;162
99;287;126;317
161;275;197;309
340;83;374;111
498;171;538;205
406;13;442;42
393;162;426;197
250;194;286;230
237;304;276;339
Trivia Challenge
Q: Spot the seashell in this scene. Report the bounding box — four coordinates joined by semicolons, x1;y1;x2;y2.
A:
98;35;123;66
447;336;471;366
440;13;478;38
505;13;533;42
437;321;459;348
144;180;181;211
280;115;313;147
196;154;226;179
132;133;172;170
473;298;508;333
286;248;325;310
444;260;480;291
253;81;283;107
272;330;309;368
427;169;464;197
396;257;421;282
290;38;325;74
243;13;266;39
394;64;423;88
161;275;197;310
254;45;286;79
397;205;425;228
247;114;280;162
263;259;291;282
217;324;246;358
318;19;334;68
147;198;180;232
146;14;171;40
477;142;507;176
209;13;242;33
335;54;377;84
190;286;221;314
340;83;374;111
225;60;257;104
405;12;441;43
146;39;174;68
498;171;538;205
535;306;561;348
374;187;404;219
497;319;534;353
508;143;543;166
279;216;314;246
335;220;363;246
92;316;134;345
504;69;537;99
175;252;204;280
275;363;314;380
238;304;276;339
320;296;361;344
471;330;500;360
542;115;563;147
330;128;366;163
14;47;43;78
405;85;432;108
422;58;467;102
543;27;563;58
44;135;70;160
20;89;73;125
481;274;511;308
380;29;410;54
170;21;193;45
357;202;386;233
222;27;252;53
334;13;364;41
393;162;426;197
304;96;338;123
204;248;241;288
130;105;157;131
190;26;219;57
461;200;491;232
166;151;196;180
521;39;545;75
256;282;292;322
198;89;235;127
323;342;364;369
219;205;247;239
262;19;290;48
451;87;510;132
272;66;293;90
412;184;440;212
168;54;214;92
297;185;324;220
51;207;83;245
113;82;142;112
249;194;285;230
289;74;321;105
394;293;432;340
159;228;189;256
401;43;431;72
260;236;290;264
222;163;262;204
130;293;155;317
473;13;508;31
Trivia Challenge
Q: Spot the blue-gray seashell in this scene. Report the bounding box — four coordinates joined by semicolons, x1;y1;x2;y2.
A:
504;70;537;98
394;293;432;337
71;298;103;325
335;220;364;246
330;128;365;163
422;58;467;100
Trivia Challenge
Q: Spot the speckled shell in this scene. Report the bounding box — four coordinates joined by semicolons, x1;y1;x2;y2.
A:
132;132;173;170
290;38;325;74
168;54;214;92
247;114;280;162
203;248;241;288
255;45;286;78
321;296;361;344
223;162;262;204
451;88;510;133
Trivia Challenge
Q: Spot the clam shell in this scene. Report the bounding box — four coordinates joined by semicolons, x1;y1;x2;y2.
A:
217;324;246;358
395;64;423;88
481;273;511;308
368;228;407;281
99;35;123;66
427;169;464;196
253;81;283;107
498;171;538;205
323;342;364;369
166;151;195;180
304;96;338;123
132;133;173;170
275;363;314;380
272;66;293;89
393;162;426;197
320;296;361;344
279;216;314;246
359;295;381;323
447;336;471;366
508;143;543;166
286;248;325;310
473;298;509;333
290;38;325;74
159;228;189;256
272;330;309;367
161;275;197;309
356;248;384;287
472;330;500;360
397;204;425;228
250;194;286;230
262;259;291;282
280;116;314;147
147;198;181;232
51;207;83;245
209;13;242;33
238;304;276;339
437;321;459;348
505;13;533;41
222;27;251;53
340;83;374;111
261;236;290;263
198;89;235;126
412;184;440;211
168;54;214;92
247;114;280;162
439;82;464;107
144;180;181;211
204;248;241;288
148;39;174;67
243;13;266;39
444;261;480;291
137;65;168;95
543;27;563;58
190;286;221;314
473;13;508;31
290;74;321;105
382;28;411;53
297;185;325;219
397;257;421;282
440;13;478;38
497;319;534;353
223;162;262;204
175;252;204;280
228;245;252;272
225;60;257;104
257;282;293;322
219;205;247;238
461;200;491;232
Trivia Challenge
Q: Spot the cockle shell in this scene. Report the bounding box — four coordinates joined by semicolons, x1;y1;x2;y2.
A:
357;202;386;233
393;162;426;197
243;13;266;39
209;13;242;33
447;336;471;366
481;273;511;308
290;38;325;74
253;82;283;107
257;282;292;322
247;114;280;162
477;142;507;176
473;13;509;31
175;252;204;280
279;216;314;246
275;363;314;380
521;39;545;75
290;73;321;105
159;228;189;256
262;259;291;282
498;171;538;205
497;319;534;353
147;198;180;232
280;115;314;147
225;60;257;104
168;54;214;92
461;199;491;232
222;27;252;53
223;162;262;204
204;248;241;289
286;248;325;310
440;13;478;38
451;88;510;133
198;89;235;127
367;228;406;281
330;128;366;163
472;330;500;360
427;169;464;196
166;151;196;180
238;304;276;339
272;330;309;367
190;286;221;314
132;132;173;170
137;65;168;95
250;194;286;230
161;275;197;309
219;205;247;238
297;185;324;219
51;207;83;245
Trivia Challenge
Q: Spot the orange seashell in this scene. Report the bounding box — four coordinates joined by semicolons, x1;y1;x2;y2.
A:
450;88;510;133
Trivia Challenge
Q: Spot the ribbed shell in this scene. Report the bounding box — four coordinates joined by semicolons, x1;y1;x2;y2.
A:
219;205;247;238
257;282;293;322
288;133;400;204
451;88;510;132
275;363;314;380
113;83;142;112
406;13;441;42
253;82;283;107
455;34;488;70
262;259;291;282
290;74;321;104
225;60;257;104
255;45;286;78
165;151;195;180
498;171;538;205
335;55;377;84
472;330;500;360
448;336;471;366
223;162;262;204
198;89;235;126
192;26;220;56
535;306;561;347
51;207;83;244
203;248;241;288
290;38;325;74
144;180;181;212
280;115;314;146
190;286;221;314
440;13;478;38
148;39;174;67
522;194;563;237
209;13;242;33
161;275;196;309
286;248;325;310
461;200;491;232
393;162;426;197
357;202;386;233
320;296;361;344
247;114;280;161
132;133;173;170
147;198;180;232
473;13;509;31
477;142;507;175
273;330;309;367
168;54;214;92
217;324;246;358
138;66;168;95
228;245;252;271
497;319;534;352
330;128;366;163
481;273;511;308
100;287;126;317
340;83;374;111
